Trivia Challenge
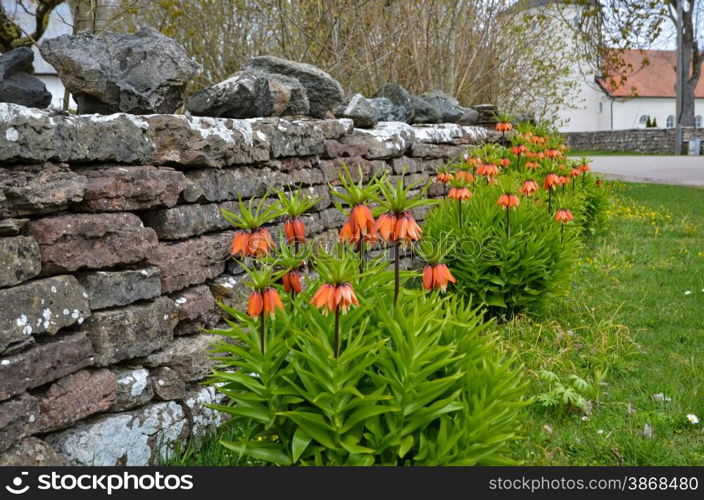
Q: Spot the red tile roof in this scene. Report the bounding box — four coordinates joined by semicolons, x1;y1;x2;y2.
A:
597;49;704;98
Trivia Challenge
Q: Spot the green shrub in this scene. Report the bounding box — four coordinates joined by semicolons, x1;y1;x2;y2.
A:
424;185;579;315
208;266;527;465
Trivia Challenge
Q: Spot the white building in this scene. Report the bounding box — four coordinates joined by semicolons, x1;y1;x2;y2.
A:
528;0;704;132
2;0;75;109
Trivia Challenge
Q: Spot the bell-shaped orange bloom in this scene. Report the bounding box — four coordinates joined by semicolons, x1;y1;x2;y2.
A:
530;136;546;145
558;175;571;186
231;230;251;257
262;287;284;316
448;187;472;201
525;161;540;170
247;228;274;257
536;152;545;160
543;173;560;190
580;163;591;172
520;180;539;196
545;149;562;158
455;170;474;183
310;282;359;314
499;158;511;167
283;218;306;244
374;213;398;242
422;264;456;293
570;168;582;178
339;221;358;243
512;145;528;155
555;209;574;222
496;122;513;132
436;172;453;184
395;212;422;245
465;156;481;167
349;204;375;236
247;291;264;317
476;163;500;177
497;193;520;208
282;270;303;294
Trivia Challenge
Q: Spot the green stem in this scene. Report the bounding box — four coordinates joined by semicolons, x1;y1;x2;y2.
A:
458;199;463;227
560;223;564;245
393;241;401;306
334;307;341;359
259;313;265;355
548;189;552;213
505;207;510;239
358;238;365;273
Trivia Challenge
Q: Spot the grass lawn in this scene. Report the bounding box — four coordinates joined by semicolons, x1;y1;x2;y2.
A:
505;182;704;465
168;181;704;466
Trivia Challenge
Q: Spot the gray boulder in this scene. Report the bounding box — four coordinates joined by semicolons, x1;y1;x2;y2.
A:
410;95;442;124
0;47;51;108
243;55;342;118
459;107;480;125
333;93;377;128
373;83;415;122
267;73;309;116
187;70;274;118
421;91;463;123
40;26;201;114
367;97;406;122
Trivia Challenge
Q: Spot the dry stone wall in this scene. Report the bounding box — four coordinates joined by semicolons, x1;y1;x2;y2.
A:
0;102;497;465
564;128;704;155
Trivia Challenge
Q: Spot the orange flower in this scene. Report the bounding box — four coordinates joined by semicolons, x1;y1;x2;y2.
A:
543;173;559;190
455;170;475;183
530;136;546;145
487;176;499;185
496;122;513;132
422;264;456;293
555;209;574;222
349;204;375;236
570;168;582;178
231;230;251;257
448;187;472;201
247;291;264;317
310;282;359;314
476;163;499;177
436;172;453;184
499;158;511;167
465;156;481;167
339;221;357;243
247;228;274;257
282;270;303;294
525;161;540;170
580;163;591;172
497;193;520;208
394;211;422;245
374;213;397;242
558;175;571;186
262;287;284;316
545;149;562;158
512;145;528;155
520;180;539;196
283;218;306;244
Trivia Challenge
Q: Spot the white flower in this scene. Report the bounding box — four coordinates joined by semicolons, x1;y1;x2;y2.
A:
597;429;605;435
685;290;692;296
687;414;699;424
581;416;589;421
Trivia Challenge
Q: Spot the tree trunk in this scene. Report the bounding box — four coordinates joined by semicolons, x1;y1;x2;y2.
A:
679;0;701;127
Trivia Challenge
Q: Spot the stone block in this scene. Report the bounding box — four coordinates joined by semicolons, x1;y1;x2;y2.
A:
0;394;39;453
0;235;41;288
340;121;415;159
148;232;232;293
76;267;161;310
32;369;117;433
142;203;228;240
80;296;177;366
182;386;229;437
0;163;85;217
0;437;69;466
28;213;158;275
46;401;189;466
138;333;220;382
74;165;185;211
151;366;186;401
170;285;219;336
181;167;287;203
110;368;154;412
0;275;90;352
0;332;96;401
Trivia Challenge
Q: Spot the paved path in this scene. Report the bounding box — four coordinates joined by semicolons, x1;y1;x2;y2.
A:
584;156;704;187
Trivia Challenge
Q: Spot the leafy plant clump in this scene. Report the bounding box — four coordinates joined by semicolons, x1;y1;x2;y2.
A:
425;185;579;316
208;262;527;466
